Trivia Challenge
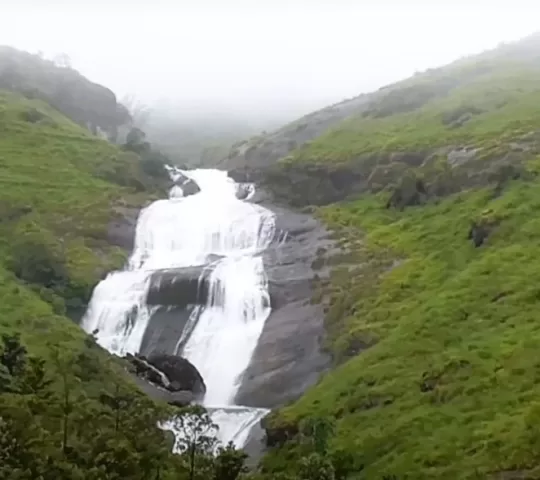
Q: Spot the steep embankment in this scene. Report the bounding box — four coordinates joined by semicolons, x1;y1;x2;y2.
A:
232;33;540;479
0;87;191;477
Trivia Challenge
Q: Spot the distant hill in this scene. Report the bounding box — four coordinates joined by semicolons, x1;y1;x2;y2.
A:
0;46;131;139
223;31;540;194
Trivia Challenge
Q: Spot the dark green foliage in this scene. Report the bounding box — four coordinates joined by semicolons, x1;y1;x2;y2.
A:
125;127;150;153
298;453;335;480
20;107;46;123
0;333;26;375
299;417;335;455
386;172;427;210
124;127;170;180
440;104;484;127
0;335;254;480
213;442;248;480
140;149;171;180
170;405;218;480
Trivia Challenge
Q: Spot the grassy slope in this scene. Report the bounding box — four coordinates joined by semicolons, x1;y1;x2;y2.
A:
263;37;540;479
286;60;540;167
0;89;157;389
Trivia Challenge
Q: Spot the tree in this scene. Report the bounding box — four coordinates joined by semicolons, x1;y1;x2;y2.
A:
98;382;135;434
121;94;151;128
8;222;68;289
51;349;78;456
19;357;53;396
213;441;248;480
300;417;335;455
0;364;11;393
125;127;151;154
170;405;218;480
0;333;27;376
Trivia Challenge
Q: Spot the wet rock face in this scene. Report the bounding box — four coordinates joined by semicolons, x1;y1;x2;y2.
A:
146;266;211;307
231;162;370;208
235;203;333;408
172;173;201;197
126;353;206;405
139;306;197;358
106;206;140;252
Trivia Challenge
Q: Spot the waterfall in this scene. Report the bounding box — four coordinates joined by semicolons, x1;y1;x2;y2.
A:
82;168;274;448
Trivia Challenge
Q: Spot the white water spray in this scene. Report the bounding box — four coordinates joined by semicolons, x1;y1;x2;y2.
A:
82;168;274;447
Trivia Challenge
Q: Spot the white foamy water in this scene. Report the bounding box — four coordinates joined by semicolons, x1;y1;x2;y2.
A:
81;167;273;448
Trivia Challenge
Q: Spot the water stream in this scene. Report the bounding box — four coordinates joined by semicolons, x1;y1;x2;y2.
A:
82;167;274;447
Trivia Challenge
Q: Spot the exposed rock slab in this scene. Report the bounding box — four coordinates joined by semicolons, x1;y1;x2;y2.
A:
146;266;210;307
139;306;197;357
107;206;140;251
235;204;333;408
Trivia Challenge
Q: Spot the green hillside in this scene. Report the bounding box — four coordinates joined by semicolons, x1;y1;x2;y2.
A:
259;34;540;479
0;89;190;478
0;89;160;321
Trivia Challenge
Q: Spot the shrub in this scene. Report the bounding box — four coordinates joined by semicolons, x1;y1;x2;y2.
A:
8;220;68;289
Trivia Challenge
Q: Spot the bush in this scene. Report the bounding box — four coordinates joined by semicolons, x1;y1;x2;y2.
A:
20;108;46;123
8;220;68;289
140;149;170;180
386;172;427;210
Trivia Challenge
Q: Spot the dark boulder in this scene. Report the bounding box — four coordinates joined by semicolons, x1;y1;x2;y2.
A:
125;353;171;389
126;353;206;405
182;179;201;197
147;353;206;399
235;183;254;200
172;173;200;197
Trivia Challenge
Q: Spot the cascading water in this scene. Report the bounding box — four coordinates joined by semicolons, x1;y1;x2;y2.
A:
82;167;274;447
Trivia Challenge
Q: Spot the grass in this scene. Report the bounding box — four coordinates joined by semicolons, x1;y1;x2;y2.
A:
255;37;540;479
264;168;540;478
0;89;161;396
283;62;540;167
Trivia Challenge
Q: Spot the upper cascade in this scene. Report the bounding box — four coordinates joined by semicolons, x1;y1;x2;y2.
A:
82;166;275;447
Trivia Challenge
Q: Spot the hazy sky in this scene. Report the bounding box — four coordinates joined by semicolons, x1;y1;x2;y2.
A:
1;1;539;119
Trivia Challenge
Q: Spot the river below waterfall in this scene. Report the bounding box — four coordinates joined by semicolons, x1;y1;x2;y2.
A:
82;167;275;448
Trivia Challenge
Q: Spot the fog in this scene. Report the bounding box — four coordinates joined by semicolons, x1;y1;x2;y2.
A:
1;0;539;122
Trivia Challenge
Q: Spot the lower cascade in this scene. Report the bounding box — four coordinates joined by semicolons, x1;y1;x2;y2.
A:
82;167;276;448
